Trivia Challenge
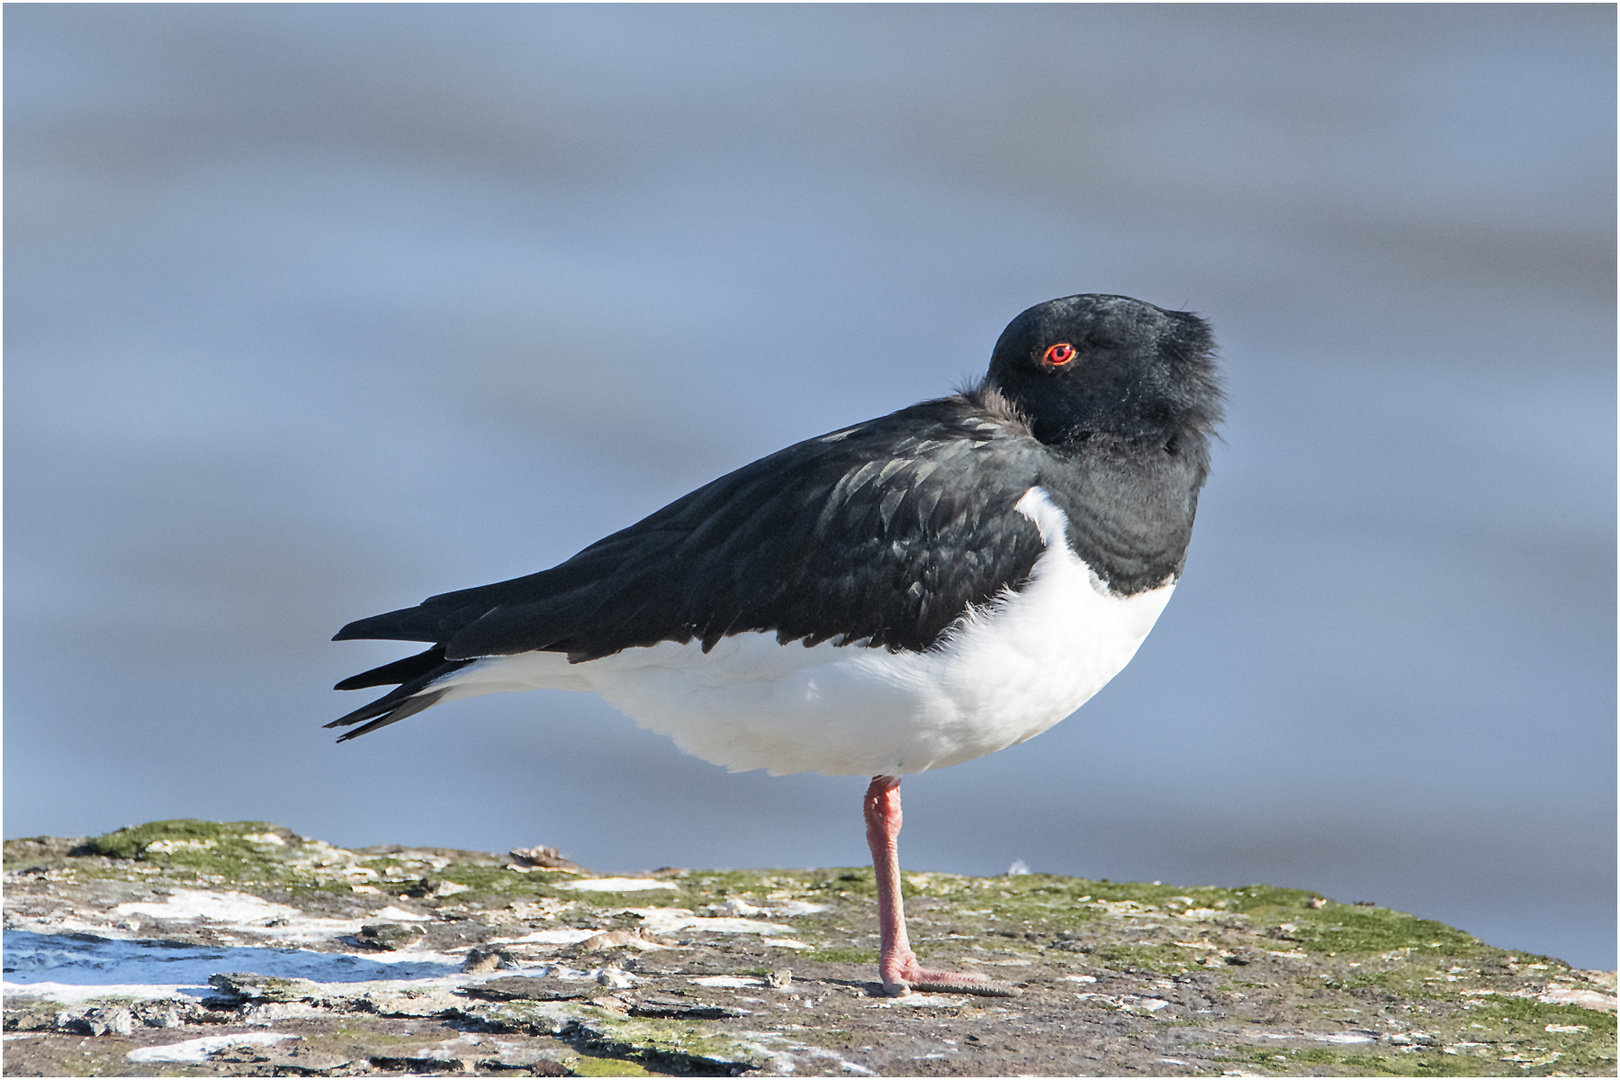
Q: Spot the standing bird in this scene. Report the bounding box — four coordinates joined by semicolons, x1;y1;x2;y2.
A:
331;293;1223;997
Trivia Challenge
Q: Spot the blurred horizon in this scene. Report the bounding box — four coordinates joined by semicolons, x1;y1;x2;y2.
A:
5;5;1615;970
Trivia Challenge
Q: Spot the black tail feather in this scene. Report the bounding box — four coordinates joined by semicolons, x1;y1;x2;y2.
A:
334;647;450;691
331;688;452;742
328;651;472;740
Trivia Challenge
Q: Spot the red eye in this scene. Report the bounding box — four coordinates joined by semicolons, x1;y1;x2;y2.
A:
1042;342;1076;367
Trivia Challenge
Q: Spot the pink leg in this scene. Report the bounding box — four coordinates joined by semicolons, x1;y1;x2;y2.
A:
863;776;1020;997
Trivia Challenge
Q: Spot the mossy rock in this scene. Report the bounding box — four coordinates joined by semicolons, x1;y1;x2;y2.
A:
4;820;1613;1077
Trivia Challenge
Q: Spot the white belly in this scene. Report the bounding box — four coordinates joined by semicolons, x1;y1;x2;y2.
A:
431;487;1175;776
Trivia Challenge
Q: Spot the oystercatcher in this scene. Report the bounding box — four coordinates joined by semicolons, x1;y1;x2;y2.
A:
332;293;1223;996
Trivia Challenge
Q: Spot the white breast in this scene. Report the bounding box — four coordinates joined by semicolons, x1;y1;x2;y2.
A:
433;487;1175;777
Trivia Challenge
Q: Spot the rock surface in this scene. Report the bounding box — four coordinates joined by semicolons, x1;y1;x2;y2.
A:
4;819;1614;1076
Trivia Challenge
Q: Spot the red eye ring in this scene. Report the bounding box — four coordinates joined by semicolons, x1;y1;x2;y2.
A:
1042;342;1076;367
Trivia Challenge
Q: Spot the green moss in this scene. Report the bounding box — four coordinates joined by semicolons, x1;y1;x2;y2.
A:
1294;906;1481;956
812;868;878;899
568;1052;662;1076
1464;999;1618;1073
663;867;826;907
28;818;1613;1078
573;1014;771;1074
85;819;288;861
687;869;802;891
72;820;594;899
1289;1047;1482;1076
1215;995;1618;1077
798;947;877;965
414;861;522;894
1226;1045;1483;1077
1210;884;1326;914
1318;965;1462;1005
1085;943;1189;975
77;819;328;886
1474;996;1617;1034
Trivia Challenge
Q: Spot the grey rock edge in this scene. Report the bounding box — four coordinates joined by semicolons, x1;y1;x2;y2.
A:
3;819;1614;1077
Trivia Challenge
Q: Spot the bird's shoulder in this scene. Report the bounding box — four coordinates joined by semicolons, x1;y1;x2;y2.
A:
625;386;1042;542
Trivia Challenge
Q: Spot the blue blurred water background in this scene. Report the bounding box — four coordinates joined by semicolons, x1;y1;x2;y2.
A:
5;5;1614;970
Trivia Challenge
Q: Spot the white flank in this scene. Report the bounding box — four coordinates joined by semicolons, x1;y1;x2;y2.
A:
430;486;1174;776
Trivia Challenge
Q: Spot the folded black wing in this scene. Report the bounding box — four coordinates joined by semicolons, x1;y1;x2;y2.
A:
336;392;1052;671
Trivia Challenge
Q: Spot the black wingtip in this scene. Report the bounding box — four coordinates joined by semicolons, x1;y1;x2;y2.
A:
332;614;380;641
333;606;445;643
328;688;451;741
332;617;385;642
328;650;470;740
333;647;451;691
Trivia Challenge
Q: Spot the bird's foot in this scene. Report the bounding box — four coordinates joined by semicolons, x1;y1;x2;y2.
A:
880;956;1022;998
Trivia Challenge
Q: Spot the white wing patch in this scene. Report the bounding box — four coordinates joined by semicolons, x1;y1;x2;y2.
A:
430;486;1176;777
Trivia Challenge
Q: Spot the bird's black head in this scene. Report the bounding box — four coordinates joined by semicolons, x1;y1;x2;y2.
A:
985;294;1224;448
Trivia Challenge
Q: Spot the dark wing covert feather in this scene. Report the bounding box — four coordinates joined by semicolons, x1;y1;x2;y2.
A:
333;394;1052;692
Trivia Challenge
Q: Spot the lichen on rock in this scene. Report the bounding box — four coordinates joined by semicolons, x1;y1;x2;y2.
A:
4;819;1614;1076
